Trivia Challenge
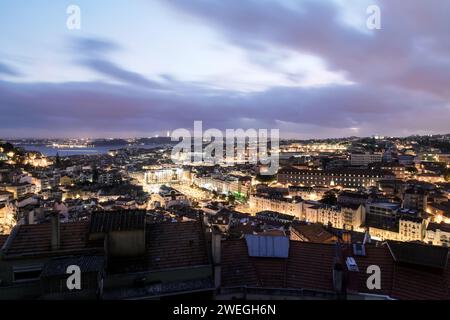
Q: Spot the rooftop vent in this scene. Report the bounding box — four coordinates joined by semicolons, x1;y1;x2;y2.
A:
346;257;359;272
245;235;289;258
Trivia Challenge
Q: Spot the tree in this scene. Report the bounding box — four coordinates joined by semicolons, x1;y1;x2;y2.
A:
320;191;337;205
255;174;276;183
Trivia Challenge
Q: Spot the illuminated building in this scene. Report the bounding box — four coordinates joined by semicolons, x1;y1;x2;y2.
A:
402;188;427;213
249;194;303;218
150;185;190;209
3;183;36;199
350;152;383;167
278;167;394;188
303;202;365;231
288;185;327;201
193;174;251;197
144;168;185;185
425;223;450;246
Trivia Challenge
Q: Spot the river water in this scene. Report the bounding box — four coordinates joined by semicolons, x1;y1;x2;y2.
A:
18;144;161;156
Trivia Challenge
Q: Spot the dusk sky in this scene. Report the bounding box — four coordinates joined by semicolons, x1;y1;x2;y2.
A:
0;0;449;139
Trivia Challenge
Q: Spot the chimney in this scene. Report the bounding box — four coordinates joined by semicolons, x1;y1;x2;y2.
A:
51;212;60;251
342;231;351;244
333;263;344;295
28;211;35;225
332;242;345;298
202;212;209;227
211;226;222;289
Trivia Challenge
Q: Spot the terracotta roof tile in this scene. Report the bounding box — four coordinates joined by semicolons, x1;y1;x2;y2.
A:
108;220;210;273
89;210;145;233
221;240;259;287
291;223;337;243
286;242;335;291
221;239;450;299
353;245;394;296
3;222;103;258
391;264;449;300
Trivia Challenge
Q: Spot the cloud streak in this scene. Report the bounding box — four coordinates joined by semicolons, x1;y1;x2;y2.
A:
0;62;22;77
0;1;449;138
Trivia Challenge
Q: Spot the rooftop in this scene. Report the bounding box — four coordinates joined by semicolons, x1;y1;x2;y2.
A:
107;220;210;274
369;202;401;210
291;222;337;243
89;210;146;234
2;221;103;258
220;239;450;299
387;241;449;270
41;255;105;277
427;222;450;233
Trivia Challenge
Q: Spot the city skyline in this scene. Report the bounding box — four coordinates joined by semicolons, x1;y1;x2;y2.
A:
2;132;450;141
1;0;449;139
2;1;450;305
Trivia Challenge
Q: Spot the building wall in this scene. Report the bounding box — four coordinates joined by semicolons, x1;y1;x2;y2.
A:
151;193;190;209
145;168;183;184
278;170;388;188
341;206;365;231
350;153;383;166
403;193;427;212
425;229;450;247
369;227;401;241
0;203;16;234
317;207;343;229
399;219;425;242
4;184;36;199
249;196;303;218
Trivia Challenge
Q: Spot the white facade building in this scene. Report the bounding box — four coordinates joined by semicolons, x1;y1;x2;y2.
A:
350;152;383;166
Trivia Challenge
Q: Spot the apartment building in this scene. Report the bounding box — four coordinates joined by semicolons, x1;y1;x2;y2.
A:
278;167;393;188
350;152;383;166
144;168;184;185
98;171;122;185
2;183;36;199
303;202;365;231
399;216;426;242
150;185;190;209
288;185;328;201
402;188;428;212
249;194;303;219
370;163;406;179
194;174;251;197
367;204;425;242
425;223;450;247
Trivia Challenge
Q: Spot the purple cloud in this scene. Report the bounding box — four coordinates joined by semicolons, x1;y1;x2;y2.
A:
163;0;450;98
1;1;449;138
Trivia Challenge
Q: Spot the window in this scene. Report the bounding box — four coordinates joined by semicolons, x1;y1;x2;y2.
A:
13;265;43;282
